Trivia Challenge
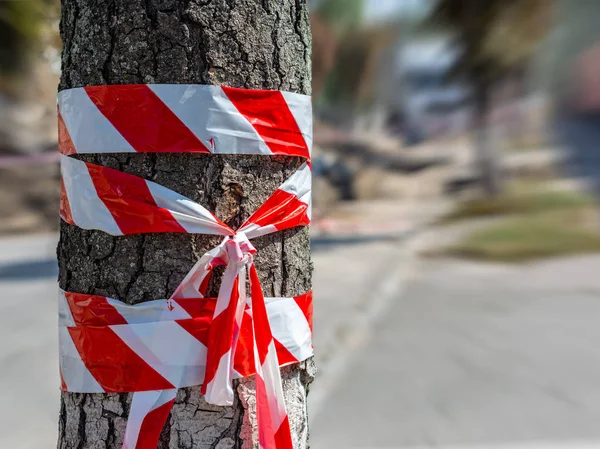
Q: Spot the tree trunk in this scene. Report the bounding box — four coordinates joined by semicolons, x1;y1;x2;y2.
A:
473;80;503;197
56;1;314;448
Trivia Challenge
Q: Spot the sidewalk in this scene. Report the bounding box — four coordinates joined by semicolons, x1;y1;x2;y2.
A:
311;254;600;449
0;234;59;449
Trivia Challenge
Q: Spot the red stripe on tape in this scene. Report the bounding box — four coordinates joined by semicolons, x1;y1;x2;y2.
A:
58;111;77;155
272;339;298;367
201;279;240;394
59;179;76;226
233;310;256;377
249;265;273;366
222;87;309;158
67;326;175;392
244;189;309;233
173;297;215;320
293;291;313;333
64;292;128;327
274;416;293;449
85;162;188;234
84;85;210;153
255;373;277;449
134;397;176;449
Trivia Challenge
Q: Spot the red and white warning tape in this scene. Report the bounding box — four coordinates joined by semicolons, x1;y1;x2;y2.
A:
58;85;313;449
60;155;311;237
58;84;312;158
59;290;313;392
59;289;313;449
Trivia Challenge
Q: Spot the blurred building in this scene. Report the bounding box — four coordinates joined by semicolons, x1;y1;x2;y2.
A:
397;35;470;143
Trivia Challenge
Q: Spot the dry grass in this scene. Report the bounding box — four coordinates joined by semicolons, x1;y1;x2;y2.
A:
438;184;600;262
444;209;600;262
441;185;595;223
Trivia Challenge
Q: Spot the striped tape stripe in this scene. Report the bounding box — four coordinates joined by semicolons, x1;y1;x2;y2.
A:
60;155;311;238
249;264;293;449
59;326;104;393
221;86;310;158
58;85;312;158
58;87;136;154
57;111;77;156
149;84;273;156
124;389;178;449
85;85;209;154
239;162;312;239
58;84;313;449
60;155;122;235
60;155;232;236
67;324;177;392
111;321;209;389
61;156;311;238
267;296;313;362
281;91;313;155
59;290;313;392
200;270;242;405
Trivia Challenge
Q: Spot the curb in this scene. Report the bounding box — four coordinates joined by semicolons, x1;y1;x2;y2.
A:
308;224;433;420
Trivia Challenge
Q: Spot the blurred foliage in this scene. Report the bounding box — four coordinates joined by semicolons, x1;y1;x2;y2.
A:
0;0;59;91
311;13;338;96
313;0;364;35
540;0;600;104
311;0;398;109
432;0;550;85
323;26;397;108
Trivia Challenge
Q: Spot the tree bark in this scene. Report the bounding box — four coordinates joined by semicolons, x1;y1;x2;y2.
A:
57;1;314;448
473;80;503;197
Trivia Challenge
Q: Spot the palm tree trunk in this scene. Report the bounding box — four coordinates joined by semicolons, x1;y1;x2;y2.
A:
57;1;314;448
473;80;503;196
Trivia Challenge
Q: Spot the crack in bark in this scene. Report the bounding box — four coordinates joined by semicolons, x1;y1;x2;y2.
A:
102;1;117;84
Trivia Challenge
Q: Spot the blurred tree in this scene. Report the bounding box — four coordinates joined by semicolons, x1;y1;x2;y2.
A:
0;0;56;86
314;0;364;34
324;25;397;109
57;1;313;448
311;13;338;96
432;0;550;196
310;0;364;103
311;0;399;113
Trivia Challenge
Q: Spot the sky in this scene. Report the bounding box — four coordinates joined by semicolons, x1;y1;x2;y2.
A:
365;0;433;23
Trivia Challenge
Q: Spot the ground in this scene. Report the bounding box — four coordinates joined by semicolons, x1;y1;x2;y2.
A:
311;253;600;449
4;227;600;449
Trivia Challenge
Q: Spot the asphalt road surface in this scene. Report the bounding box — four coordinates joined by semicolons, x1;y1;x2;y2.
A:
311;256;600;449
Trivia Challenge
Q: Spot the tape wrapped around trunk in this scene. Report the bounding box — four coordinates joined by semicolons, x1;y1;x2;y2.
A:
58;85;313;449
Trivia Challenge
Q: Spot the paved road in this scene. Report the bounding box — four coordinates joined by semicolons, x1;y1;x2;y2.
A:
0;234;59;449
0;232;411;448
311;255;600;449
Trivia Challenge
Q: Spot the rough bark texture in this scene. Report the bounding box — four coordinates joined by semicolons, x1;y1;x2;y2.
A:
57;1;313;448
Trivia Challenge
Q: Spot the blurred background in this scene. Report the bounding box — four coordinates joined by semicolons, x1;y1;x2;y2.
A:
4;0;600;448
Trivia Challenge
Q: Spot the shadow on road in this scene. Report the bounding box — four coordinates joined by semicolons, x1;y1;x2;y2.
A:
311;228;418;251
0;259;58;280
